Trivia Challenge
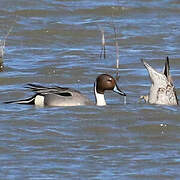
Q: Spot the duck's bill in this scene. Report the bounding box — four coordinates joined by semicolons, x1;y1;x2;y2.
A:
113;85;126;96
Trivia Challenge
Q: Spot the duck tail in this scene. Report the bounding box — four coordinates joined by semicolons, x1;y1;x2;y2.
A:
4;95;36;105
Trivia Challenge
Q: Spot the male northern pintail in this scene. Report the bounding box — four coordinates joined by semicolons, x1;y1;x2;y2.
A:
141;57;178;105
6;74;126;106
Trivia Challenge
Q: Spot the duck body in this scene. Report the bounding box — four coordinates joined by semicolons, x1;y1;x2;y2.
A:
5;74;126;107
44;90;93;106
141;57;178;105
22;84;94;106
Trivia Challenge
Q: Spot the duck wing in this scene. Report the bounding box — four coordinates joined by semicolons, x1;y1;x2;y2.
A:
26;83;80;97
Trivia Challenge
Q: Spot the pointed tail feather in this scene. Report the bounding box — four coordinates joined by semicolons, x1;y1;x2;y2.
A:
4;95;36;105
163;56;170;77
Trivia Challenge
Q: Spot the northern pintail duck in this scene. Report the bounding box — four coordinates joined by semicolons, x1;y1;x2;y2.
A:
141;57;178;105
6;74;126;106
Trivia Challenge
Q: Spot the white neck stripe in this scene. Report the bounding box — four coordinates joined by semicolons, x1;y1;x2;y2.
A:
94;82;106;106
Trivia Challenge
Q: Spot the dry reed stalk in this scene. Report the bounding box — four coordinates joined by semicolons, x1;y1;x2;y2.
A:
0;25;14;58
99;25;106;59
112;24;120;81
0;25;14;70
0;40;5;59
0;40;5;70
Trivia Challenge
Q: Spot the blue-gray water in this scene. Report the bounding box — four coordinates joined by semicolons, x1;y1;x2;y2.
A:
1;0;180;179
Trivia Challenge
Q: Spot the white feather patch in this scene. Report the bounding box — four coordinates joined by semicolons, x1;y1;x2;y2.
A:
34;95;45;106
94;82;106;106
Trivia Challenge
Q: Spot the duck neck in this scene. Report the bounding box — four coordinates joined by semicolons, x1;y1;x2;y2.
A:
94;82;106;106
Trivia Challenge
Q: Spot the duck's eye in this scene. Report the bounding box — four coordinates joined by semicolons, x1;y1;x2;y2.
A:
107;78;112;82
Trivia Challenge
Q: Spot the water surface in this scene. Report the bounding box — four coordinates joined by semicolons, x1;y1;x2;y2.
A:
0;0;180;179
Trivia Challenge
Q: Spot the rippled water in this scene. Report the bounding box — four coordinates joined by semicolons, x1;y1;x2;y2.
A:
1;0;180;179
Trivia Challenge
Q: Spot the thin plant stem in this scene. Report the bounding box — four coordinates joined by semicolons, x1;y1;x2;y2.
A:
98;25;106;59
